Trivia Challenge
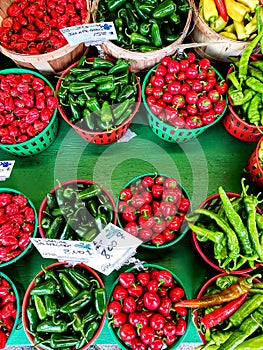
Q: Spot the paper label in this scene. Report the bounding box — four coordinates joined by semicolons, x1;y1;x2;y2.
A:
60;22;117;46
31;224;142;275
0;161;15;181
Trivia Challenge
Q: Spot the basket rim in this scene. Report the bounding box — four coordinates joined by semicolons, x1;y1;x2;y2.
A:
192;191;262;273
38;178;117;238
56;58;141;137
0;68;58;149
142;62;228;133
108;263;191;349
22;261;106;350
117;172;191;249
0;188;38;267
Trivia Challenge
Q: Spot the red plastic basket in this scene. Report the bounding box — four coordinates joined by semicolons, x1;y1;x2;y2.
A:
56;58;141;145
245;136;263;187
192;192;262;273
222;105;263;142
223;63;263;142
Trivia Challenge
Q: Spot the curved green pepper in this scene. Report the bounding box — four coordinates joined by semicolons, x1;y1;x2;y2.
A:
153;0;176;19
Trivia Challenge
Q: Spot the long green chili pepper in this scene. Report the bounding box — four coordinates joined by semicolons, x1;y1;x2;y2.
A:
187;222;225;244
218;186;254;256
238;27;263;82
151;22;162;47
58;272;80;298
241;178;263;262
50;334;79;349
94;288;107;315
33;295;47;321
30;279;57;296
246;77;263;93
247;93;261;125
228;293;263;327
60;289;92;314
67;268;91;289
75;321;99;350
26;300;39;332
187;208;240;259
45;216;64;239
44;295;58;316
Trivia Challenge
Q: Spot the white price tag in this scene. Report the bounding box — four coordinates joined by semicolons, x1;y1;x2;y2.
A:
31;224;143;275
90;223;142;275
60;22;118;46
30;238;96;261
0;161;15;181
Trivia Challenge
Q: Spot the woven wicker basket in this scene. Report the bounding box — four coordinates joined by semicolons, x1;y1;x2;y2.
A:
0;0;91;75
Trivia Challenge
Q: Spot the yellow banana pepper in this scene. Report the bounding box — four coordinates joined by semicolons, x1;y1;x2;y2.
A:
236;0;258;12
245;13;258;37
225;0;250;23
224;23;235;33
210;16;228;32
203;0;218;24
220;31;238;40
234;20;250;40
199;0;204;19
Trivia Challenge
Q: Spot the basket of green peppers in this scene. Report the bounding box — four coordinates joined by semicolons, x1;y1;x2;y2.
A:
38;179;117;242
22;261;107;350
189;179;263;273
245;136;263;188
56;56;141;144
91;0;193;72
223;30;263;142
188;273;263;350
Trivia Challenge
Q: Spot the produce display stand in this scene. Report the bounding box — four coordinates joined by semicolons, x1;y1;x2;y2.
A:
0;49;262;348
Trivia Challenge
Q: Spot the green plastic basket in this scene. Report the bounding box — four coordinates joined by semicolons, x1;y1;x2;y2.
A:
0;188;38;268
117;172;191;249
0;68;58;157
142;63;228;143
108;264;190;350
2;271;21;346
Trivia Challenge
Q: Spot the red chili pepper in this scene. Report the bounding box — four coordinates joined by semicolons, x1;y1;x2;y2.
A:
46;96;57;110
200;292;248;330
7;3;22;17
0;329;7;349
18;233;30;248
0;302;15;320
5;203;19;216
214;0;228;22
0;194;11;208
25;108;40;125
12;194;27;208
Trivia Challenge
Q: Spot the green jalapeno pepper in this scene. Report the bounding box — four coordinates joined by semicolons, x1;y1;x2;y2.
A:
41;217;52;230
77;184;102;200
151;22;162;47
89;57;114;69
33;295;47;321
44;294;59;316
77;69;106;82
69;95;81;123
30;279;58;296
45;216;64;239
153;0;176;19
46;193;58;211
60;289;93;314
75;321;99;350
67;267;91;289
107;0;126;11
101;101;113;124
125;29;151;45
94;287;107;315
117;85;136;102
59;272;80;298
69;82;96;94
50;334;79;349
26;300;39;332
115;107;133;126
85;96;101;116
97;82;116;92
108;59;130;74
139;4;155;15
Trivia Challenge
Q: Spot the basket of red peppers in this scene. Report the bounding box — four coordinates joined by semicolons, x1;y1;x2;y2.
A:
142;51;228;143
117;173;191;249
180;273;263;349
0;188;38;267
107;263;190;349
0;272;20;349
0;68;58;156
0;0;90;75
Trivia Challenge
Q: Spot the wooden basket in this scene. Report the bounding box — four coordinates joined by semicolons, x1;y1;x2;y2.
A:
0;0;91;75
190;2;259;63
91;0;193;72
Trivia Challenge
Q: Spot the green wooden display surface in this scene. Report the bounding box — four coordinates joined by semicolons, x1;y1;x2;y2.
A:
0;54;262;347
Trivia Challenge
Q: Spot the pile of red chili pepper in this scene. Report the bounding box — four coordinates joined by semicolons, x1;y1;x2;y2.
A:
24;263;107;349
0;0;88;54
57;56;139;132
108;266;188;349
0;72;57;145
174;274;263;349
40;181;115;242
0;275;17;349
118;173;190;247
95;0;191;52
0;191;36;264
187;179;263;272
144;52;228;129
